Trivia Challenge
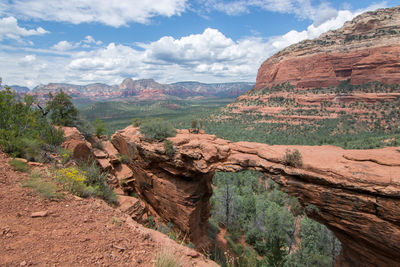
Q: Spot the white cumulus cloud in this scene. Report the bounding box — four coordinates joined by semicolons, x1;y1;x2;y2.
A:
269;2;388;50
0;16;48;41
83;35;102;45
0;2;390;87
52;40;76;51
5;0;187;27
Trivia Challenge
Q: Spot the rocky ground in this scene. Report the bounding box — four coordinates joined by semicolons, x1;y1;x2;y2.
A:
0;152;217;267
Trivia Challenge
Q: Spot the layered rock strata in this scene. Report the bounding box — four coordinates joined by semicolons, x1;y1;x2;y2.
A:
255;6;400;90
111;126;400;266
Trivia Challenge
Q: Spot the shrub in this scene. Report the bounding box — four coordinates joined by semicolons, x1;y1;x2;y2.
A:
20;138;43;161
78;159;118;205
163;140;174;156
120;154;130;164
9;158;30;173
132;118;143;127
139;118;176;141
111;216;122;226
74;115;95;139
284;149;303;167
155;247;182;267
190;120;204;133
22;170;62;199
56;167;92;197
93;118;106;137
58;147;72;165
0;88;66;159
40;124;65;148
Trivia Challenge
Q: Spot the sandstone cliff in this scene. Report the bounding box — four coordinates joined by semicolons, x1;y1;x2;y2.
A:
109;126;400;267
220;7;400;140
255;6;400;90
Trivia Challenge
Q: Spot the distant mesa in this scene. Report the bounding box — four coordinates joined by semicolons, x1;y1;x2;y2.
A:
0;85;30;94
27;78;254;100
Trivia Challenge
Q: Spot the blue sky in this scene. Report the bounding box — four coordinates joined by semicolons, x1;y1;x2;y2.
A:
0;0;398;88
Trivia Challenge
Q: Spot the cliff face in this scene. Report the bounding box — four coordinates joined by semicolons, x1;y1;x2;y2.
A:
110;126;400;267
255;6;400;90
222;6;400;136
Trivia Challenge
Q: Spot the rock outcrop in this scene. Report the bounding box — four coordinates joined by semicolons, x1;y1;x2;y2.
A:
111;126;400;266
61;127;92;161
255;6;400;90
223;6;400;133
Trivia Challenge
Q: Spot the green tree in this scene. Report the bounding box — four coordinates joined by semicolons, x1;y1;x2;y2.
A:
93;118;106;137
287;217;341;267
0;87;64;158
46;90;78;126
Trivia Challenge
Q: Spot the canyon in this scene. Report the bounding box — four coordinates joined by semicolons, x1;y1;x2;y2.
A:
66;125;399;267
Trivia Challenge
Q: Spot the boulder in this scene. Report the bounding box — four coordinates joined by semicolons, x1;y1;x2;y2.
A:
102;140;120;164
61;127;92;161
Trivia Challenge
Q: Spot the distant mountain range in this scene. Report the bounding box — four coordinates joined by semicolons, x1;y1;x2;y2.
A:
28;78;254;100
2;85;30;94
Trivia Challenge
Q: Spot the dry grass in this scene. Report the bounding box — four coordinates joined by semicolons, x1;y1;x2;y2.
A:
154;245;183;267
9;159;30;173
22;170;63;199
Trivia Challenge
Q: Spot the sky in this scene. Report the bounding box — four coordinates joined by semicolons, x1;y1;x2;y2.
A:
0;0;398;88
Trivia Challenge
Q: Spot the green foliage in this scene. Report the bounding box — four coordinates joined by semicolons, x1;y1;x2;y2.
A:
56;166;93;197
79;98;233;135
46;90;78;126
74;115;95;138
210;172;340;267
163;140;174;156
132;118;143;127
287;217;340;267
78;159;118;205
120;154;130;164
22;170;63;199
93;118;106;137
40;124;65;149
9;159;30;172
285;149;303;167
147;215;156;229
0;88;65;159
139;118;177;141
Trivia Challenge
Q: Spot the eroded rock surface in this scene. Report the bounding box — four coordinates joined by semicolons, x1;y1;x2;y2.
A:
61;127;92;161
255;6;400;90
111;126;400;267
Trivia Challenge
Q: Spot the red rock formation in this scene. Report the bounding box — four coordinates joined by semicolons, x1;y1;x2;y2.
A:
61;127;92;161
111;126;400;266
255;6;400;90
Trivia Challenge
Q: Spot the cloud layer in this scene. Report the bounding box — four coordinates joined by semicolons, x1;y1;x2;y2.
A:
0;16;48;42
3;0;187;27
202;0;339;25
0;1;390;87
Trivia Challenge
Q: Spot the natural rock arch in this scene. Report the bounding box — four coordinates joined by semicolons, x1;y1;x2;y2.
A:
111;126;400;266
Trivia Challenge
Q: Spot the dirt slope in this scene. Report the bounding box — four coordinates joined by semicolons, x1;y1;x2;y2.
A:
0;152;217;267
